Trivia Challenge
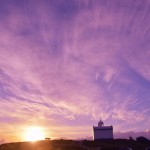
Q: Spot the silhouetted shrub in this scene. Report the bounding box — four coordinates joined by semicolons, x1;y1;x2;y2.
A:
136;136;150;144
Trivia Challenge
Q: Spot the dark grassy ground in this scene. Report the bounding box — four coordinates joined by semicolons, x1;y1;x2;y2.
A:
0;139;149;150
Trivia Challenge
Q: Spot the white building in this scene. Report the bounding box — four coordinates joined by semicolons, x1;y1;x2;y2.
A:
93;119;113;140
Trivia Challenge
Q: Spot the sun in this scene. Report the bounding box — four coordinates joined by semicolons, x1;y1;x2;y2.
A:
23;126;45;141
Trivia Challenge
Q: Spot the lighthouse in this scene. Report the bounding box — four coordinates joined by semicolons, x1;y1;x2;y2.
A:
93;119;113;140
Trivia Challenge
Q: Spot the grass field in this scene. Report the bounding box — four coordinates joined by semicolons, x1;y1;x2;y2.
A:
0;139;149;150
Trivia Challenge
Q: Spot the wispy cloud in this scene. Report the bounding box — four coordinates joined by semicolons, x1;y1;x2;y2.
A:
0;0;150;142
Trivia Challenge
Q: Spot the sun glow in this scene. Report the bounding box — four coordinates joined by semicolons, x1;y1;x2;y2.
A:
24;126;45;141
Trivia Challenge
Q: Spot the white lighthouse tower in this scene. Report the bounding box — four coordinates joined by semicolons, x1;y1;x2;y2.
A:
93;119;113;140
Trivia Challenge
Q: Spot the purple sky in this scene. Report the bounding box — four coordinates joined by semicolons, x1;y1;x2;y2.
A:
0;0;150;143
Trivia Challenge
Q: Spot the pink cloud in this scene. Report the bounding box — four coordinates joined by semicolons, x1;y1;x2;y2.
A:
0;0;150;143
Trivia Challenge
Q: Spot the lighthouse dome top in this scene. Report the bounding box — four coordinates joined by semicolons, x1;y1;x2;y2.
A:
98;119;104;127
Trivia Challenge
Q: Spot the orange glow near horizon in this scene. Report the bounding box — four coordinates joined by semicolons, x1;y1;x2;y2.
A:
23;126;45;142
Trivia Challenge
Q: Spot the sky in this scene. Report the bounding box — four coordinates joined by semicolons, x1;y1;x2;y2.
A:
0;0;150;143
